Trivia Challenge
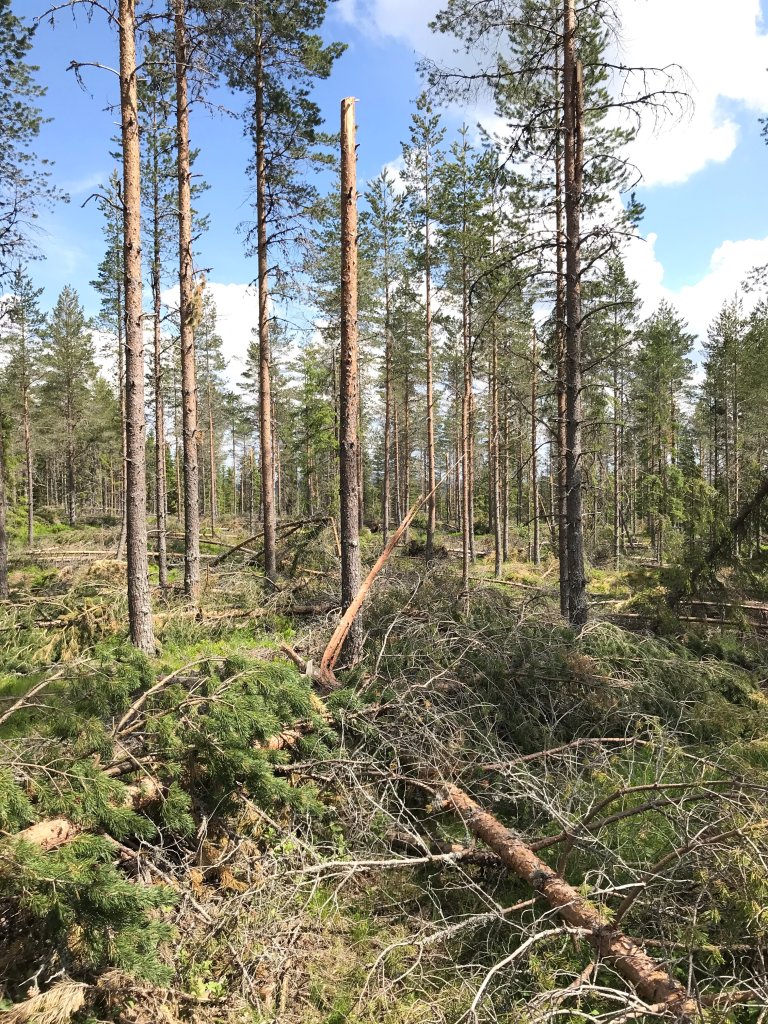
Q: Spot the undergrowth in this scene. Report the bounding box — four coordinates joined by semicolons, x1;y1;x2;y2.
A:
1;543;767;1021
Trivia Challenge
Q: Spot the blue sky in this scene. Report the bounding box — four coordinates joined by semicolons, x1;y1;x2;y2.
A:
19;0;768;370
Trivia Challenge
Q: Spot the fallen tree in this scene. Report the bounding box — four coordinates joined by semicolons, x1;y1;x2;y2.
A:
437;782;698;1018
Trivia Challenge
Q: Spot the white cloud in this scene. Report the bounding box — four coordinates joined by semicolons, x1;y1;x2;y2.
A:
341;0;768;188
625;231;768;343
380;154;406;192
161;280;260;387
337;0;443;53
617;0;768;186
61;171;108;197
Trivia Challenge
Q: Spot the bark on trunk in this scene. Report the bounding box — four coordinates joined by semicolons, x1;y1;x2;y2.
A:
491;323;502;578
382;284;392;546
530;327;540;565
23;385;33;548
254;23;277;583
461;257;472;595
440;783;698;1018
424;171;437;563
554;59;568;617
563;1;587;627
174;0;201;602
207;377;216;536
151;122;168;589
613;356;621;571
115;272;127;559
120;0;155;654
339;97;362;662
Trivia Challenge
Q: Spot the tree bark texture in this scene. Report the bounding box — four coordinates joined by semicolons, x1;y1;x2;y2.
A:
339;97;362;662
174;0;201;602
563;0;588;627
254;24;277;582
120;0;155;653
151;114;168;589
0;412;8;600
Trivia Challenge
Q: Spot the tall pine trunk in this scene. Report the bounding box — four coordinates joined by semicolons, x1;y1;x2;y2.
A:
554;57;569;618
120;0;155;653
23;376;33;548
424;174;437;563
491;323;502;578
382;283;392;545
612;355;621;570
530;328;540;565
115;273;128;559
174;0;201;602
151;118;168;588
254;23;277;582
339;97;362;662
563;0;588;627
207;377;217;535
461;257;472;595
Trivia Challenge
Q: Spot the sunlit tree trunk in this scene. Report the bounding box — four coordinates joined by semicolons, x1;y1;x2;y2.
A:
151;112;168;588
530;328;540;565
0;411;8;599
339;97;362;661
424;171;437;562
563;0;587;626
175;0;201;601
120;0;155;653
554;55;569;618
254;20;277;581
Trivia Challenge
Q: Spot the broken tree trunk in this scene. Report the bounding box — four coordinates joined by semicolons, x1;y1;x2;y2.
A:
438;782;697;1018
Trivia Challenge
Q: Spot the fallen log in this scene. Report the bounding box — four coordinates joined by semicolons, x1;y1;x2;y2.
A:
438;782;698;1018
211;516;331;566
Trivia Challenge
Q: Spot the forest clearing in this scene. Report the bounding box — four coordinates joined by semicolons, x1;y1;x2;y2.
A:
2;0;768;1022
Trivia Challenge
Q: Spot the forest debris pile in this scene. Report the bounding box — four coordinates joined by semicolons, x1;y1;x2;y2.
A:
3;565;767;1021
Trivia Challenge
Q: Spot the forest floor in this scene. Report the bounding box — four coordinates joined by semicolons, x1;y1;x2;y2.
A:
2;514;768;1023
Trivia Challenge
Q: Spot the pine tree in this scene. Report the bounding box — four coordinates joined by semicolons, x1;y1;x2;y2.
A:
195;288;227;535
140;32;178;587
401;94;446;561
364;171;405;546
631;302;694;565
173;0;205;603
0;268;45;546
91;171;128;556
118;0;155;652
39;287;97;527
206;0;344;583
0;0;61;278
0;397;9;597
436;127;494;593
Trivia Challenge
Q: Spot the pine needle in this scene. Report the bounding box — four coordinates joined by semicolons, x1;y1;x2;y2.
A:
4;981;87;1024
